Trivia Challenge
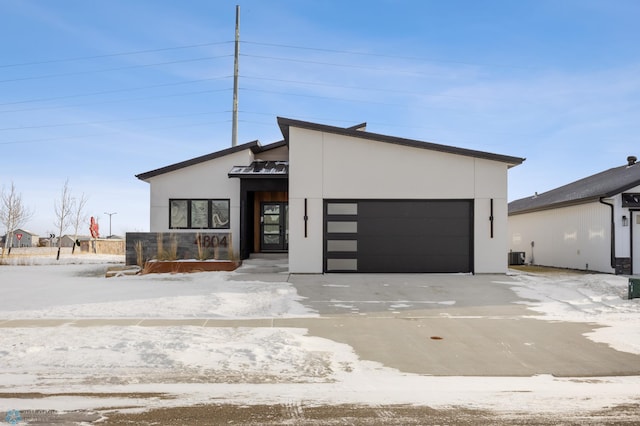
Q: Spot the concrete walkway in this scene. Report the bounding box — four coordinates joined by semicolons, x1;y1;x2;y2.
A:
2;270;639;377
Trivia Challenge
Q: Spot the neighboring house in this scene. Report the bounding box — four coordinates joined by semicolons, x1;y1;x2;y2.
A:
136;117;524;273
508;156;640;275
60;235;92;248
5;229;39;247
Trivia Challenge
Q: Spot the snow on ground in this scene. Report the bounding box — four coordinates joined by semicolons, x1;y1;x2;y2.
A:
507;270;640;355
1;257;639;417
0;258;315;319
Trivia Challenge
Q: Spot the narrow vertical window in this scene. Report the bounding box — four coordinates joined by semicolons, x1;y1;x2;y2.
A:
211;200;230;228
191;200;208;228
170;200;188;228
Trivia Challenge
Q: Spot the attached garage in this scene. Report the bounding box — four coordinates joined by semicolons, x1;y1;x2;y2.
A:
324;200;473;273
285;117;523;274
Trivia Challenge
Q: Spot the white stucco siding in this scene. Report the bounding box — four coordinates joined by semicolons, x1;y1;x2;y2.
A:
145;149;252;256
321;133;476;198
473;160;509;273
508;202;614;273
253;145;288;161
288;128;324;272
288;127;512;273
474;196;509;273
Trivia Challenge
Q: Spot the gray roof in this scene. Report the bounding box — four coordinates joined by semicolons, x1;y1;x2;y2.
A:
509;160;640;215
136;140;286;181
277;117;526;167
137;118;525;181
13;229;38;236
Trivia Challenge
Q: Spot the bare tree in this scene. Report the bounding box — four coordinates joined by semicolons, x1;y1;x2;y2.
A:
71;192;89;254
0;181;34;257
54;179;75;260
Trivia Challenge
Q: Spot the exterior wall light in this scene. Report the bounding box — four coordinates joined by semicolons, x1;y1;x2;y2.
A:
622;215;629;226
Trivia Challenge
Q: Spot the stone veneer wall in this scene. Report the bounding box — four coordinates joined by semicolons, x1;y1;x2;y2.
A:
125;232;232;266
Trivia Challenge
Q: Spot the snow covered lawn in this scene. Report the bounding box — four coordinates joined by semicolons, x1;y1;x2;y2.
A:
0;256;639;420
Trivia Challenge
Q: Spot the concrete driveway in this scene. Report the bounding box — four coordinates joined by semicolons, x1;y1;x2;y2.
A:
274;273;640;377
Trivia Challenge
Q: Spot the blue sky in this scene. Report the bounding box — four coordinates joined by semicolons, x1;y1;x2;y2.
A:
2;0;639;237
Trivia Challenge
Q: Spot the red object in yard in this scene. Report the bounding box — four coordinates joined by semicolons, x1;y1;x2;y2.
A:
89;216;100;238
16;233;22;240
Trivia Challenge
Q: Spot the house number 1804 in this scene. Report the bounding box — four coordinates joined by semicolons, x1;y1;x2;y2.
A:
194;235;229;248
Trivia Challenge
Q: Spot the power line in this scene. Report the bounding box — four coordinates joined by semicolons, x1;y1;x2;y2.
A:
241;53;422;75
0;41;233;68
243;75;418;95
0;119;231;146
0;55;232;84
0;111;228;132
0;88;232;114
0;76;231;107
240;87;409;108
241;75;536;105
242;40;538;71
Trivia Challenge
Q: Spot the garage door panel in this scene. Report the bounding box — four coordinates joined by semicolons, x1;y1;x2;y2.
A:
358;236;469;256
359;201;470;218
324;200;473;273
359;219;470;237
358;255;470;273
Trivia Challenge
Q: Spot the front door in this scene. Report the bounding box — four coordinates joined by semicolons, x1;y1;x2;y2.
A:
633;211;640;275
261;202;288;251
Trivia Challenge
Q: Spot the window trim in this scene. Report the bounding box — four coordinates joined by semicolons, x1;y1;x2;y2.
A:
169;198;230;229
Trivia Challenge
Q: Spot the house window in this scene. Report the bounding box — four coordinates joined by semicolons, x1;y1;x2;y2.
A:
622;193;640;208
169;199;230;229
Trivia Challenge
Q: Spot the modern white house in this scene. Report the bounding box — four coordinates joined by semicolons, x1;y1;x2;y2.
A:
508;156;640;275
135;117;524;273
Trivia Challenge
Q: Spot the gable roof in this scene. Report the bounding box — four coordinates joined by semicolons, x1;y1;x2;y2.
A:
135;140;289;181
509;160;640;215
277;117;525;168
14;229;38;236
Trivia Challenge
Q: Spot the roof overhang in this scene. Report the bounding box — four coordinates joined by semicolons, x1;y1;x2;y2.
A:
136;140;259;181
277;116;525;168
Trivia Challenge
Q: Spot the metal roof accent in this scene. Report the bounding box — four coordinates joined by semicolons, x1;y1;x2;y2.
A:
509;161;640;215
228;161;288;178
276;116;525;168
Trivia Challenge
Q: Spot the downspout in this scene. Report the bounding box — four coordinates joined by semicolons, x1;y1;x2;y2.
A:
631;209;640;275
599;197;616;269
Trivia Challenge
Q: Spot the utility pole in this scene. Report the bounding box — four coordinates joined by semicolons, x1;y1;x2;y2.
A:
231;5;240;147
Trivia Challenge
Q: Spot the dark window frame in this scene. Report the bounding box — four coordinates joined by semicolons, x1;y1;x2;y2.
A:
169;198;230;229
622;193;640;208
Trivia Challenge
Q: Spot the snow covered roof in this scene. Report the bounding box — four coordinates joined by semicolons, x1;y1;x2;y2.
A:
277;117;526;168
509;158;640;215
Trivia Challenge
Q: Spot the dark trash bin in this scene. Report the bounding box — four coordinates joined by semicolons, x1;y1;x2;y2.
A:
629;278;640;300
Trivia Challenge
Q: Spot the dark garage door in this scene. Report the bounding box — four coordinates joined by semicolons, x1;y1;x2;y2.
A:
324;200;473;273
